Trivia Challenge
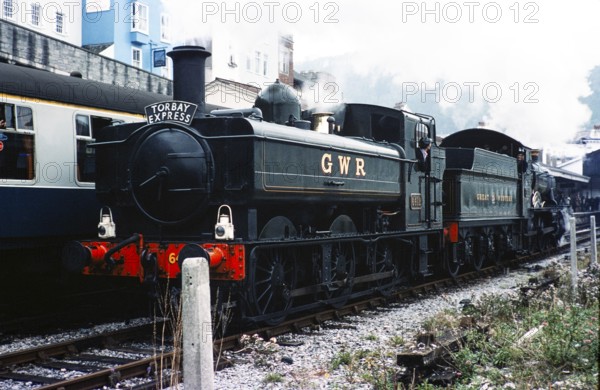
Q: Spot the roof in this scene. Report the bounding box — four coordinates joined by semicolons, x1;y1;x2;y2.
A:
82;43;114;55
205;78;260;109
0;62;169;114
206;77;261;94
440;128;529;158
543;164;590;183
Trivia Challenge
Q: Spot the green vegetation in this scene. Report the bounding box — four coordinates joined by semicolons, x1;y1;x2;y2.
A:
327;263;598;389
449;263;599;388
263;372;284;383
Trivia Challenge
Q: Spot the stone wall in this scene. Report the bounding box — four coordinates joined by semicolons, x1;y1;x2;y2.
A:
0;20;172;96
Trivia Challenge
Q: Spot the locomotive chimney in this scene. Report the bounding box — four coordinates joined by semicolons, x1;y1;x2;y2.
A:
167;45;211;117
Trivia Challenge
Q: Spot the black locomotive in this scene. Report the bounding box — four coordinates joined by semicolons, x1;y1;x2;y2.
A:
63;46;568;325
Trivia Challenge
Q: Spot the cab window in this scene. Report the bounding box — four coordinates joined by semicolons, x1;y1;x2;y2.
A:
75;114;113;182
0;103;35;180
415;122;429;144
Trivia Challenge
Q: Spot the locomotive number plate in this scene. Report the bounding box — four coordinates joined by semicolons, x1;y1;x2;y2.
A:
410;193;423;210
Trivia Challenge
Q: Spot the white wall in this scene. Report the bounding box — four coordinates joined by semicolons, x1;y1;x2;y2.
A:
1;0;83;45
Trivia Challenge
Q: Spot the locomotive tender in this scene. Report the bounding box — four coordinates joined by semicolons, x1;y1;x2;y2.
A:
63;46;568;325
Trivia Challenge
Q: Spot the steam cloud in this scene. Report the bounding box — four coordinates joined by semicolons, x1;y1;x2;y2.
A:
165;0;600;150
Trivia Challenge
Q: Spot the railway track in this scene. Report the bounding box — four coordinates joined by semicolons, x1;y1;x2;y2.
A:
0;272;496;389
1;215;597;390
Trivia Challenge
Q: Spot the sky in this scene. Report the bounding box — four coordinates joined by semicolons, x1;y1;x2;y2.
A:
166;0;600;149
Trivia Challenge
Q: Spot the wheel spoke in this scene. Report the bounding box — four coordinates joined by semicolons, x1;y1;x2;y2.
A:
322;242;355;308
371;242;396;296
247;247;297;325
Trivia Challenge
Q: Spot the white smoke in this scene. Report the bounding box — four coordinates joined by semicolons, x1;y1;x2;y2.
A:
165;0;600;149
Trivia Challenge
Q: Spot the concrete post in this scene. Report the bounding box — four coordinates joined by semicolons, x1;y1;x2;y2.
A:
591;216;598;264
569;217;577;293
182;257;214;389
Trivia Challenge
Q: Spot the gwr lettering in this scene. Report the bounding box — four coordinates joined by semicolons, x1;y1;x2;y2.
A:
476;193;513;202
338;156;351;175
321;153;366;177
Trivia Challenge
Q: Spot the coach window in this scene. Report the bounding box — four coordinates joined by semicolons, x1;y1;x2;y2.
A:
75;114;114;182
0;104;35;180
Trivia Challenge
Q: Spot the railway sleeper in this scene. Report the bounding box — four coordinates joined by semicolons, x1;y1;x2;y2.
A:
396;317;490;386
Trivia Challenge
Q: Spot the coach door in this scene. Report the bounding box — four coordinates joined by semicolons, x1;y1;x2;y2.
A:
75;114;115;183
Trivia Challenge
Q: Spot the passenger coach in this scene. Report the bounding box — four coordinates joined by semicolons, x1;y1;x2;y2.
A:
0;62;169;251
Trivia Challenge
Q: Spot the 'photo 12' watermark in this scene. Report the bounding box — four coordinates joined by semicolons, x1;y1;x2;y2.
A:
200;1;340;24
401;2;540;23
400;81;540;104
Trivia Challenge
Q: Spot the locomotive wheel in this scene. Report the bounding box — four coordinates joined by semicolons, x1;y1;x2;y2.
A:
457;233;475;270
372;241;397;296
473;234;487;271
259;216;297;240
322;241;356;308
445;241;461;278
246;247;297;325
494;230;508;265
535;218;547;252
445;255;461;277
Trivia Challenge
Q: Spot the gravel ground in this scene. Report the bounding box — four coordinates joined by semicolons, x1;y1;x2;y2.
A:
0;254;578;390
211;256;567;390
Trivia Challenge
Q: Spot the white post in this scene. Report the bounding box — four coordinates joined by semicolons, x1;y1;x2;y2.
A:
570;217;577;292
591;216;598;264
182;257;214;389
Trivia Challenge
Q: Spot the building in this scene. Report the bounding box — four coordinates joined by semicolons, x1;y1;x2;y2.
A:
1;0;294;103
82;0;173;78
573;124;600;149
278;34;294;86
187;27;294;109
584;149;600;199
0;0;170;93
0;0;82;45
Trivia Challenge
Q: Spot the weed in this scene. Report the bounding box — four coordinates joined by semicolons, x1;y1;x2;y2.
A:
365;333;378;341
450;264;599;388
390;334;405;347
330;349;353;370
263;372;284;383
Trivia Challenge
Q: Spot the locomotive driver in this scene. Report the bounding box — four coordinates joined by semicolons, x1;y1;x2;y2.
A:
417;137;432;172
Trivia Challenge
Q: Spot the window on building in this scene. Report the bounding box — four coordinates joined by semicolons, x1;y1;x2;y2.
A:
263;54;268;76
254;51;261;74
246;53;251;71
279;49;290;74
75;114;113;182
227;44;237;68
30;2;41;26
160;57;171;78
132;48;142;68
0;103;35;180
55;11;65;34
160;13;170;42
3;0;15;19
131;2;149;34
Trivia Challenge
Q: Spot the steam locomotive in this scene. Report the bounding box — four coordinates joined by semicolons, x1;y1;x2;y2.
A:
62;46;569;325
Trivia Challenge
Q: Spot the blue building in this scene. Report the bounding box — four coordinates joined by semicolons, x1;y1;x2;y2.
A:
82;0;172;78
